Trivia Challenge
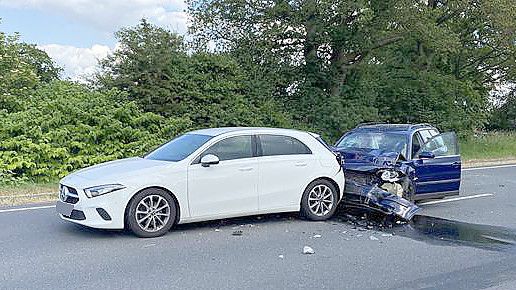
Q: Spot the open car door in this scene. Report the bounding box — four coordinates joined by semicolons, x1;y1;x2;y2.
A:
412;132;461;200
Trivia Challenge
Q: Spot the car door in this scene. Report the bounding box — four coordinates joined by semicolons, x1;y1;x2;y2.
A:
411;132;461;198
256;134;316;211
187;135;259;218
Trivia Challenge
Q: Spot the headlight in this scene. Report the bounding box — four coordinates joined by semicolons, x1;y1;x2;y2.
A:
380;170;399;182
84;184;125;198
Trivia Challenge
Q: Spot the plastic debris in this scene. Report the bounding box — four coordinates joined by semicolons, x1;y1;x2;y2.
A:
381;233;393;237
369;235;379;241
313;234;322;238
232;230;243;236
278;255;284;259
214;229;220;232
303;246;315;254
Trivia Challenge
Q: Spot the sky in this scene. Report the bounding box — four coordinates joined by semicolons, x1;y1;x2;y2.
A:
0;0;188;80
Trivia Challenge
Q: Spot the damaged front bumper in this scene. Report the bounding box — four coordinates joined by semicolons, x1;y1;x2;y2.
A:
343;181;420;220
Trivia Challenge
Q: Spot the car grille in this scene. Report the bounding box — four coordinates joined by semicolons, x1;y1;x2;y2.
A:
60;185;79;204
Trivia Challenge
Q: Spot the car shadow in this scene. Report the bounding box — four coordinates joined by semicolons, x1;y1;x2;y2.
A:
58;211;306;238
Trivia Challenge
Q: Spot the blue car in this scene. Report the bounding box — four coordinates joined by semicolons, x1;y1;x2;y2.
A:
332;123;461;220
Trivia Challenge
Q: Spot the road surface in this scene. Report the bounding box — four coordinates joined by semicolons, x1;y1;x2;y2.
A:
1;165;516;289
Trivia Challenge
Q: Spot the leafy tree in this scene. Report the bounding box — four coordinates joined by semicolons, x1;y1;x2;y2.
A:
18;43;62;82
0;30;61;112
0;32;39;111
96;19;292;129
188;0;516;139
489;88;516;130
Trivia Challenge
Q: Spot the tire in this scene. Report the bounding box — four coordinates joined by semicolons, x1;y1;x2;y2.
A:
126;188;177;238
300;179;338;221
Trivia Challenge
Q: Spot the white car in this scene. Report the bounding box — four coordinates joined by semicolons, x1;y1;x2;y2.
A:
57;127;345;237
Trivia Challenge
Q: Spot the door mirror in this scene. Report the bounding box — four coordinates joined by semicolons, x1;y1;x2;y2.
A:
418;151;435;159
201;154;220;167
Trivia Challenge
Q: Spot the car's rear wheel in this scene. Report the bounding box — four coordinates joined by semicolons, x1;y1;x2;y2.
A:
126;188;176;238
301;179;338;221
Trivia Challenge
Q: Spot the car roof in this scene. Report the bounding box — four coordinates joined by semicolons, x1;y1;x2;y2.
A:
188;127;315;137
353;123;436;133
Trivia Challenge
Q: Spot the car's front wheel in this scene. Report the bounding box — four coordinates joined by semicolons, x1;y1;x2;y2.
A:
126;188;176;238
301;179;338;221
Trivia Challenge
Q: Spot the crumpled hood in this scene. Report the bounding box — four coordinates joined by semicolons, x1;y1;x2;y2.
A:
333;148;400;172
71;157;171;181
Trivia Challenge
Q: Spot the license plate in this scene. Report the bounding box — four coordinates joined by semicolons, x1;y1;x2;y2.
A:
56;201;74;216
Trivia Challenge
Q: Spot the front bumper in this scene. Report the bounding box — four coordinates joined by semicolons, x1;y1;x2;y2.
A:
57;181;131;229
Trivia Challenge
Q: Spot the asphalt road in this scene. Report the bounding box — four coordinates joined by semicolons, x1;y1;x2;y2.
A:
1;165;516;290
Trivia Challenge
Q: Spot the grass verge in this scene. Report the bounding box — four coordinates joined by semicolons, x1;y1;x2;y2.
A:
0;182;58;207
460;131;516;166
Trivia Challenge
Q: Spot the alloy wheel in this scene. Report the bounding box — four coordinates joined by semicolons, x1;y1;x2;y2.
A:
308;184;334;216
135;194;171;233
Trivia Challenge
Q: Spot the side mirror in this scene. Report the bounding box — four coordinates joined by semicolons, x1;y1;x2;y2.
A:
418;151;435;159
201;154;220;167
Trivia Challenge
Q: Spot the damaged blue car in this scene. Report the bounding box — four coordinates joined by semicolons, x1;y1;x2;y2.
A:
332;123;461;220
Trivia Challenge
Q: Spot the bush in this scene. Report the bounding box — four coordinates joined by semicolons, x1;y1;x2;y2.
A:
0;81;192;183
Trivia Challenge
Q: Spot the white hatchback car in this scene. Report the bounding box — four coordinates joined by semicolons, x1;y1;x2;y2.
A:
57;127;345;237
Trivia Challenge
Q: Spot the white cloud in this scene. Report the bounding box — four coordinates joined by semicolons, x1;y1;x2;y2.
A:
39;44;112;82
1;0;190;80
0;0;189;34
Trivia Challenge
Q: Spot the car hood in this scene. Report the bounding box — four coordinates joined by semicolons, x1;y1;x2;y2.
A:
70;157;172;181
333;148;400;172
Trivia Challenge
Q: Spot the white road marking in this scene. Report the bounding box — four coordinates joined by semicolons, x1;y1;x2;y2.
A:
0;205;55;214
0;192;56;199
463;164;516;171
419;193;494;206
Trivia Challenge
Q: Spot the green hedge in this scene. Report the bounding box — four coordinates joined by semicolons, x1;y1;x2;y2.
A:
0;81;192;183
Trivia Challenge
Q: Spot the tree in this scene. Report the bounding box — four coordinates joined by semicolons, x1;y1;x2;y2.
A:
96;19;292;129
0;29;61;112
188;0;516;139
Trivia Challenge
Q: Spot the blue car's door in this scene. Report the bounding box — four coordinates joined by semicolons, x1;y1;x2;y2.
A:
411;132;461;199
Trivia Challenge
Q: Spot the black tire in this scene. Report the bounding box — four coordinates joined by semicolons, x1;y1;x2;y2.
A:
126;188;177;238
300;179;339;221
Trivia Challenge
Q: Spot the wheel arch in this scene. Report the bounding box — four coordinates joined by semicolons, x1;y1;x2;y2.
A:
124;186;181;228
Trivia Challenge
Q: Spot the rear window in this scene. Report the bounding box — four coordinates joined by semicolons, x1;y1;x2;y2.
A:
259;135;311;156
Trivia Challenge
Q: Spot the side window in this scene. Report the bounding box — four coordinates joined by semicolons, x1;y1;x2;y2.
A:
417;132;459;157
200;135;253;162
411;133;423;159
260;135;312;156
428;129;439;137
419;130;434;143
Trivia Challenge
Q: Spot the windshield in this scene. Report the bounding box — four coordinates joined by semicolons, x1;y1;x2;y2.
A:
145;134;213;162
335;131;407;155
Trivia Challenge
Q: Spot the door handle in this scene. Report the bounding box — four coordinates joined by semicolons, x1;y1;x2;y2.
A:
295;162;307;167
238;167;253;171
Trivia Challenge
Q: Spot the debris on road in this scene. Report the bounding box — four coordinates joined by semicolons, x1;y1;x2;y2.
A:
313;234;322;238
278;254;284;259
381;233;393;237
303;246;315;254
232;230;243;236
369;235;379;241
214;229;220;232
